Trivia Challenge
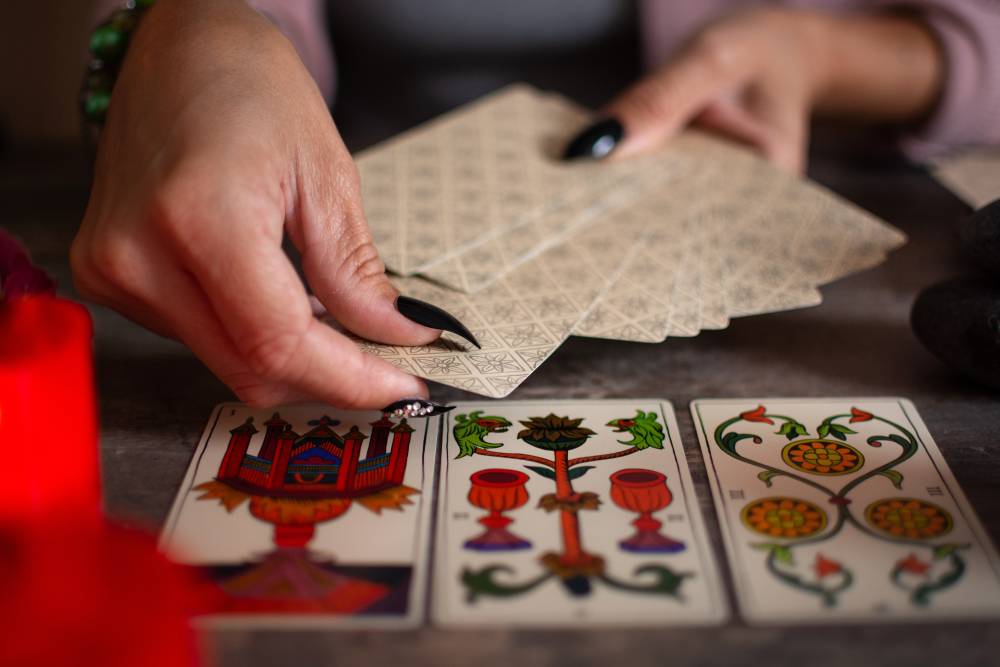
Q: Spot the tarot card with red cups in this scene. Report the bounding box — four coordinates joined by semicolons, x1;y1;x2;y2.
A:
433;399;727;626
158;403;438;628
691;397;1000;624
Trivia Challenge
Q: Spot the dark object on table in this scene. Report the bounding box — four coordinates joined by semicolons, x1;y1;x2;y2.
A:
562;118;624;160
958;198;1000;277
911;277;1000;389
395;295;480;348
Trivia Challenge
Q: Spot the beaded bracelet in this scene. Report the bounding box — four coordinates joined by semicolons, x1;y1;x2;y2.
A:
80;0;156;149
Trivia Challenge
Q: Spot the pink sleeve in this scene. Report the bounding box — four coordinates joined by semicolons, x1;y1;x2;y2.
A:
90;0;336;103
639;0;1000;162
251;0;336;103
877;0;1000;160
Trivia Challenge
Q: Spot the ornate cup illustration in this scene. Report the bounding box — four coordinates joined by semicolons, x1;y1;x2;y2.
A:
609;468;686;553
463;468;532;551
195;412;420;613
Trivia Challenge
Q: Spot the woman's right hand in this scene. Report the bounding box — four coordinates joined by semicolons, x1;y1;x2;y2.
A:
72;0;438;408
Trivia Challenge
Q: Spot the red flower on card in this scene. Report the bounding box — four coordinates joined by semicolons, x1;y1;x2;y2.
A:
849;407;874;423
813;553;843;579
740;406;773;425
896;553;931;576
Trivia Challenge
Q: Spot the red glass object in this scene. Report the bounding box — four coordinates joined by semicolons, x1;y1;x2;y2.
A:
0;293;205;666
0;520;208;667
609;469;686;553
0;295;100;523
464;468;532;551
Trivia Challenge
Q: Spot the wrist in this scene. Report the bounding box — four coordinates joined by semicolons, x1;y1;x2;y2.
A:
779;10;838;109
798;11;945;120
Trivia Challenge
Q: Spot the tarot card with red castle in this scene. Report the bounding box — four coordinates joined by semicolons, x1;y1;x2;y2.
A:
691;397;1000;624
159;403;438;629
433;399;727;626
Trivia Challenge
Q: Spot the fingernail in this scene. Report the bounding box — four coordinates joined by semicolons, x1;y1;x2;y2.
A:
562;117;624;160
395;295;481;348
381;398;456;419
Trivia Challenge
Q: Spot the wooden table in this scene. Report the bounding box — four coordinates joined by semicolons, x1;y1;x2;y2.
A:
4;140;998;667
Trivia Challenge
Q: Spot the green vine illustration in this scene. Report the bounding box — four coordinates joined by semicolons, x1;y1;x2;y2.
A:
715;405;968;608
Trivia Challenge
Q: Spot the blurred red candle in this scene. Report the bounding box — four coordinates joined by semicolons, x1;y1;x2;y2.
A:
0;295;207;666
0;295;100;522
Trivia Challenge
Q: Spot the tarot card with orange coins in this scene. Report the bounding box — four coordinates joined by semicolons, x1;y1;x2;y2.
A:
691;397;1000;624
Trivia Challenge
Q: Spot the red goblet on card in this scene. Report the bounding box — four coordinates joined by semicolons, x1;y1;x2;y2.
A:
609;468;686;553
463;468;532;551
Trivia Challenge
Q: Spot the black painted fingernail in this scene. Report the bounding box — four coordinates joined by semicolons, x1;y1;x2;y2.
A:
395;295;481;348
381;398;456;418
562;118;624;160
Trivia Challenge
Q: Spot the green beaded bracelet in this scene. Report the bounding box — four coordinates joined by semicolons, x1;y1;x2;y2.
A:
80;0;156;146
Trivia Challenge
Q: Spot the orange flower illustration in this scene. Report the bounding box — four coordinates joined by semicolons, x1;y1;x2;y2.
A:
782;440;864;475
741;497;828;539
849;407;874;423
865;498;953;540
813;553;843;578
740;405;773;425
896;553;931;575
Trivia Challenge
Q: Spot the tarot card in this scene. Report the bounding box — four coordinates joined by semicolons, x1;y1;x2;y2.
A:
159;403;439;629
573;132;901;343
349;213;641;398
356;84;576;277
691;397;1000;624
418;171;652;294
357;85;665;280
433;399;728;626
571;186;706;341
933;148;1000;209
572;225;695;342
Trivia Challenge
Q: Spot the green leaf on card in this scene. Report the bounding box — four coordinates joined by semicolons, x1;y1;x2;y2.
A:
878;469;904;489
524;466;556;480
757;470;784;487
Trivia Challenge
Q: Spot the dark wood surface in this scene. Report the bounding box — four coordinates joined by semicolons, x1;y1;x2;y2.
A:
4;143;999;667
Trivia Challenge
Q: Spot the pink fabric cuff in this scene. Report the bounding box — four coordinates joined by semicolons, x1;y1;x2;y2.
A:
251;0;335;103
882;0;1000;161
89;0;336;103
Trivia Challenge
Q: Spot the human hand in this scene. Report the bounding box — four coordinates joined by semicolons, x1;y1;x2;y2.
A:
72;0;438;408
565;7;942;173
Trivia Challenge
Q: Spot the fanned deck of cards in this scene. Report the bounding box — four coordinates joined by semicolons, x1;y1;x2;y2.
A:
159;397;1000;628
341;84;907;397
